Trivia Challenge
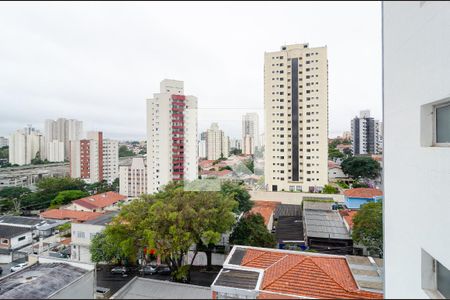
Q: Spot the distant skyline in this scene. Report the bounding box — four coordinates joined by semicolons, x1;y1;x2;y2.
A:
0;1;381;141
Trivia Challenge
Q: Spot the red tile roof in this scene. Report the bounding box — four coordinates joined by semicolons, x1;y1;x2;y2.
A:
344;188;383;199
240;248;382;299
249;201;280;226
199;160;215;168
339;210;358;230
73;191;126;210
200;170;233;177
328;160;341;169
40;209;104;222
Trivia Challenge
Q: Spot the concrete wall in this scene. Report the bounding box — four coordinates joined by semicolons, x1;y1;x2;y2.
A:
383;1;450;298
250;190;344;205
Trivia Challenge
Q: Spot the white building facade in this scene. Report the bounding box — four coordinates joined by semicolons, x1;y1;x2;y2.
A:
119;157;147;198
47;140;65;162
146;79;198;194
242;112;260;151
206;123;229;160
9;126;46;166
102;139;119;184
264;44;329;192
384;1;450;298
45;118;83;161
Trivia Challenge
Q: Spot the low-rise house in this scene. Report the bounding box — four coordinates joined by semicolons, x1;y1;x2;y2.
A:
71;212;118;263
328;160;348;181
303;200;353;255
211;245;383;299
0;225;32;263
66;191;126;213
249;201;279;231
198;159;215;170
199;169;233;180
40;209;104;223
0;256;95;299
110;277;211;299
0;215;66;238
344;188;383;209
336;143;352;154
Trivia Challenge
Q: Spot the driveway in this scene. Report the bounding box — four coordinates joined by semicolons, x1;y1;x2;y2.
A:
0;257;27;278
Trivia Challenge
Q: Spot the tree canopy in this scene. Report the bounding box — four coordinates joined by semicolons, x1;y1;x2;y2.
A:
322;184;339;194
341;156;381;179
90;181;237;281
352;201;383;257
220;181;253;213
0;187;32;214
229;213;276;248
50;190;88;208
119;145;135;157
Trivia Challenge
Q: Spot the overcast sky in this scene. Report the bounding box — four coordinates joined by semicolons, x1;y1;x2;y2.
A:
0;1;381;141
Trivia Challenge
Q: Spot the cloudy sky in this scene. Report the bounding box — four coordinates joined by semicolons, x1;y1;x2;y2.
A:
0;1;381;141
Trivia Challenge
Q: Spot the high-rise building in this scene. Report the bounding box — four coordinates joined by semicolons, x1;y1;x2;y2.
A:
199;131;207;159
102;138;119;184
119;157;147;197
0;137;9;148
243;134;254;155
70;131;118;184
351;110;382;155
206;123;229;160
242;112;260;151
342;131;352;140
146;79;198;194
229;138;242;151
264;44;329;192
44;118;82;160
8;126;46;166
384;2;450;298
47;140;65;162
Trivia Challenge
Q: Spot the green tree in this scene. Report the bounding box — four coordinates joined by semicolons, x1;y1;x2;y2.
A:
230;148;242;155
328;147;344;160
50;190;88;208
96;181;237;281
119;145;135;157
322;184;339;194
352;201;383;257
90;231;125;264
219;166;232;171
21;177;87;211
220;181;253;213
86;180;114;194
341;156;381;180
0;146;8;160
0;187;31;214
229;213;276;248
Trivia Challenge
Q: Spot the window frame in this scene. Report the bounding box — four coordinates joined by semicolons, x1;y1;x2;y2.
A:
433;101;450;147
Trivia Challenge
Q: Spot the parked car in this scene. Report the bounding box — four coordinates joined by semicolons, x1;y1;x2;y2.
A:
138;264;171;275
156;265;171;275
10;262;28;272
110;266;128;275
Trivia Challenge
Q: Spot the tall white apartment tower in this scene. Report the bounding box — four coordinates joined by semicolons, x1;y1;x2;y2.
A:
206;123;229;160
242;113;260;151
264;44;329;192
44;118;83;160
146;79;198;194
119;157;147;198
9;126;46;166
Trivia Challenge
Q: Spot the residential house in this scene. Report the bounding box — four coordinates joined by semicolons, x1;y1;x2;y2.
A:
0;225;33;263
0;215;66;238
344;188;383;210
211;245;383;299
328;160;348;182
66;191;126;213
249;201;280;231
40;209;104;223
0;257;95;299
71;212;118;263
303;200;353;255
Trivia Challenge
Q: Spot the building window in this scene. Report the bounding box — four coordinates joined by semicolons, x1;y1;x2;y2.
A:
435;102;450;144
1;239;8;244
422;249;450;298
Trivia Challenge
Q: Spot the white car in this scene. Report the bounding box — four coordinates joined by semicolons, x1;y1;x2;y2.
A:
10;262;28;272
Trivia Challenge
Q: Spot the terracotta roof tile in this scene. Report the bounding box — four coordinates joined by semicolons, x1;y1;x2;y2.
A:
340;210;358;230
240;248;382;299
249;201;280;226
344;188;383;199
73;191;126;209
40;209;104;222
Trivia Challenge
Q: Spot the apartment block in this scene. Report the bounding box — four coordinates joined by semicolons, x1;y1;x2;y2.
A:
243;134;254;155
102;138;119;184
9;126;46;166
119;157;147;198
206;123;229;160
351;110;382;155
242;112;260;150
47;140;65;162
45;118;82;161
264;44;329;192
146;79;198;194
384;1;450;298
